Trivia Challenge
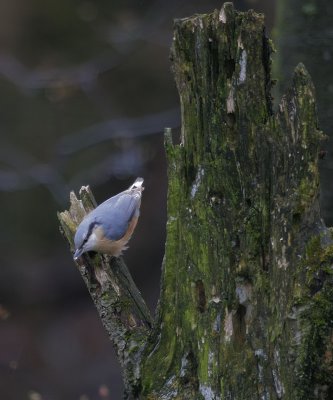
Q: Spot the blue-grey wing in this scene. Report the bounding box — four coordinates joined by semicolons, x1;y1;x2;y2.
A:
91;193;140;241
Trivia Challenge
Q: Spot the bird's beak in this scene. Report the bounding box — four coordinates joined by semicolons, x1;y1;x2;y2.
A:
73;248;83;260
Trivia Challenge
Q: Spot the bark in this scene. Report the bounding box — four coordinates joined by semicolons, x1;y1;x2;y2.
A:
58;3;333;399
274;0;333;225
58;186;152;398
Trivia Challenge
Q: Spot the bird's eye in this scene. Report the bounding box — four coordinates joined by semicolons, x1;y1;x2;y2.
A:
80;221;97;249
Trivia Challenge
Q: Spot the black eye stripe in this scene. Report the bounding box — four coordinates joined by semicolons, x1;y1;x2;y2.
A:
80;221;99;248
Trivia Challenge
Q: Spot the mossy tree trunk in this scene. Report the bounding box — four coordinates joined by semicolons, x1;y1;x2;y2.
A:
59;3;333;399
274;0;333;225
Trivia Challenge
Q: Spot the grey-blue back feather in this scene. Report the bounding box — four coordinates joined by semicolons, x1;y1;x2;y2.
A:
86;192;140;240
74;179;143;251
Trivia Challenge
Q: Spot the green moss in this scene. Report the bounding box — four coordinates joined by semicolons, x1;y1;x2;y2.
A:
293;235;333;398
302;235;333;285
142;3;328;399
295;175;319;215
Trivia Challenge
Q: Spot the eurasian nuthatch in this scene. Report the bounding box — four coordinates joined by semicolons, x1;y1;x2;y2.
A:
73;177;144;260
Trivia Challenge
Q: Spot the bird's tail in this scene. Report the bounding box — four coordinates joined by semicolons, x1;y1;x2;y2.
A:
129;177;144;191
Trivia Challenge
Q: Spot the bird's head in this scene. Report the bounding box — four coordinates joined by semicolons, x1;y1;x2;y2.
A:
73;218;100;260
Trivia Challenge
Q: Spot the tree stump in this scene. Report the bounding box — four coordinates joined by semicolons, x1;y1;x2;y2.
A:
58;3;333;399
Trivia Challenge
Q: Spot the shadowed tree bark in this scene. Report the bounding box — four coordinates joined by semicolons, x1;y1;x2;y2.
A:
274;0;333;226
58;3;333;399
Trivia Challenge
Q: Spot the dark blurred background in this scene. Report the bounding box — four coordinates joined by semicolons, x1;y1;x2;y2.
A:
0;1;332;399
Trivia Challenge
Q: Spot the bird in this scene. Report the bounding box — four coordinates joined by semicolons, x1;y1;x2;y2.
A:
73;177;144;260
